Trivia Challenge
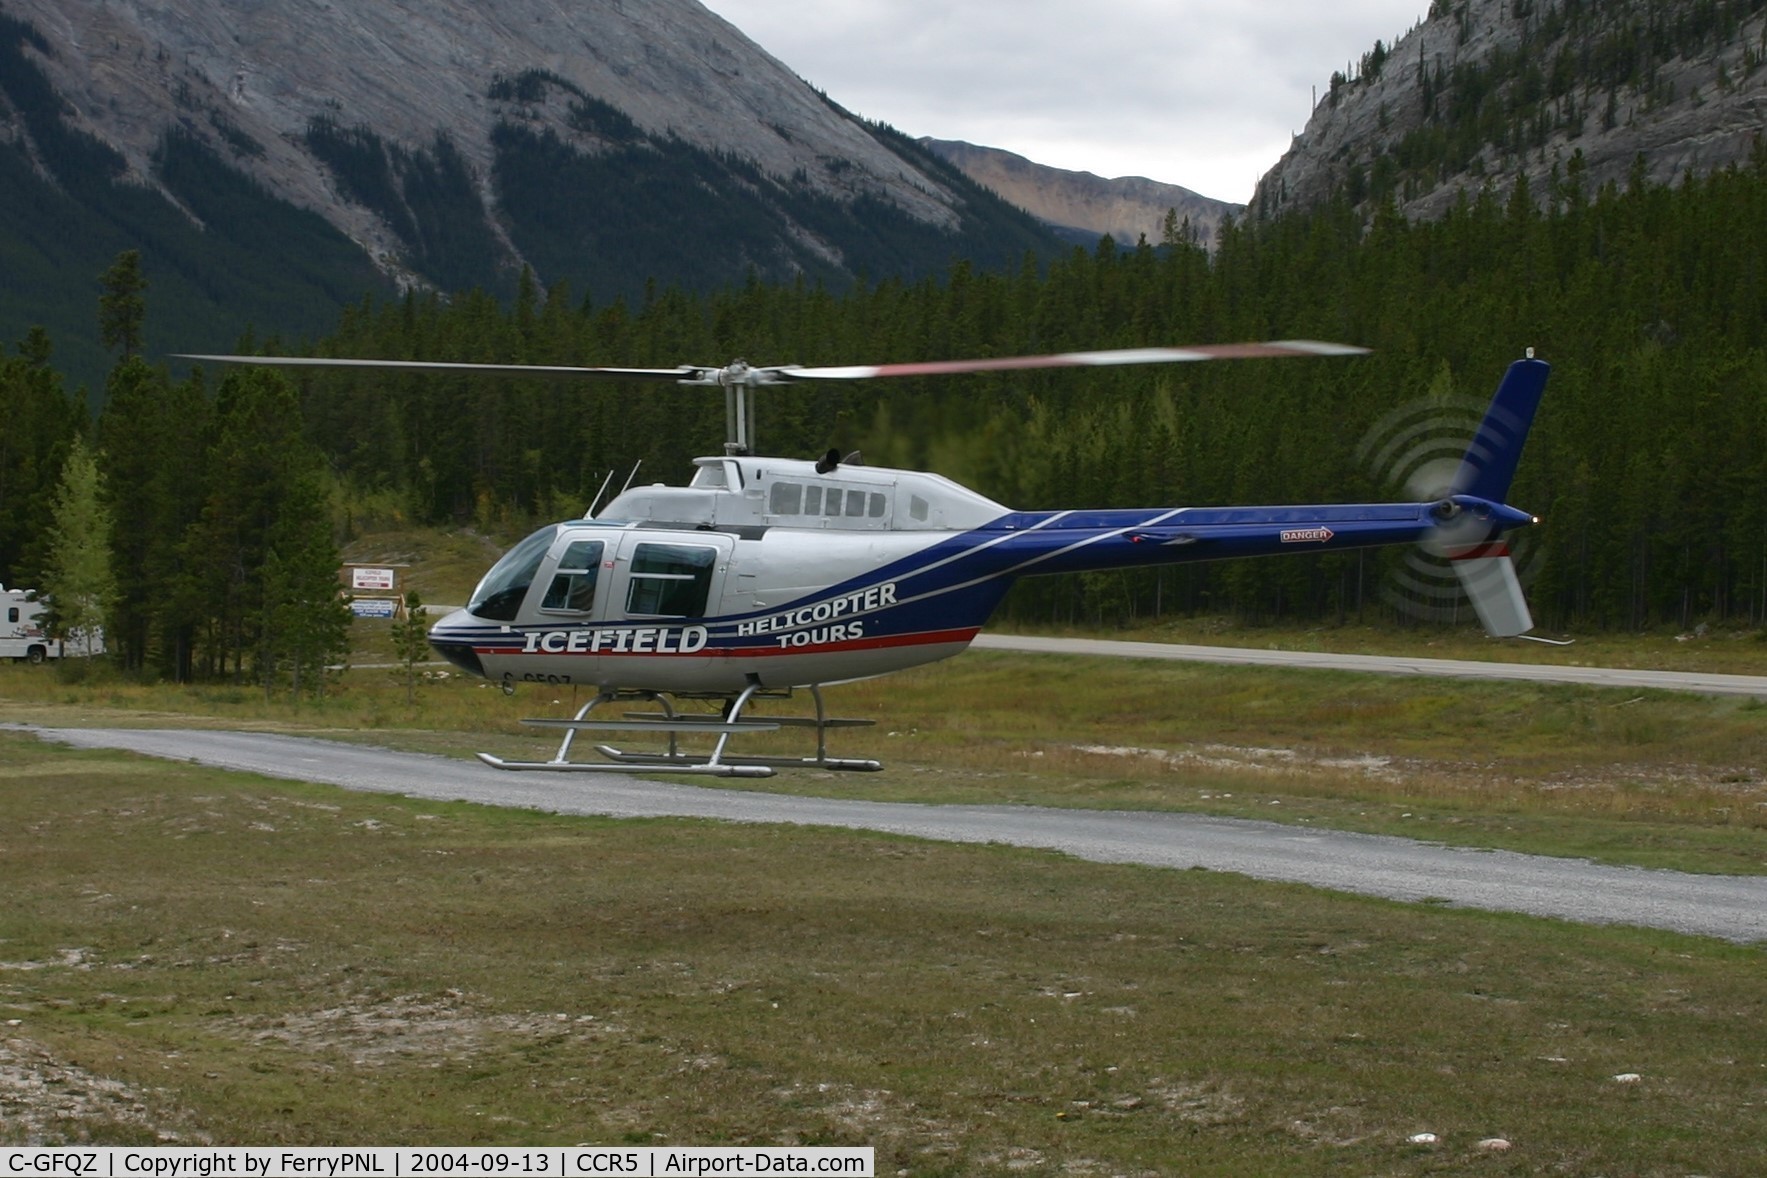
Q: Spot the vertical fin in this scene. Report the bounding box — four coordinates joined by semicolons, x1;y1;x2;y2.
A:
1454;356;1550;502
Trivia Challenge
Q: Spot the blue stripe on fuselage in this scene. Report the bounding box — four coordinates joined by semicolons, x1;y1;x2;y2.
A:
432;502;1442;658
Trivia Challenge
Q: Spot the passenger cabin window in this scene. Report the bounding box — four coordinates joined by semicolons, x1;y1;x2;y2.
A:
763;480;891;523
769;482;802;515
541;540;604;612
626;543;716;617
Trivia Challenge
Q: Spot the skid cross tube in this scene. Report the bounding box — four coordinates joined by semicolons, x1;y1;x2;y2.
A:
478;684;882;776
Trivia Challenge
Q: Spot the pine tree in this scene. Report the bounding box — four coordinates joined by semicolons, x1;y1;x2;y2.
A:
258;471;352;700
390;589;430;705
185;366;326;681
0;327;84;585
98;250;148;360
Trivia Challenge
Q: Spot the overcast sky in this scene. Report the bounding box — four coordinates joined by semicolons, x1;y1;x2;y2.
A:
702;0;1429;205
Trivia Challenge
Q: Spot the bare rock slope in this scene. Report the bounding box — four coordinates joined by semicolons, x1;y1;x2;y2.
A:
1253;0;1767;221
3;0;970;280
921;138;1239;246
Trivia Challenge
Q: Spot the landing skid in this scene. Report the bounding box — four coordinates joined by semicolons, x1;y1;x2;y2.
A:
479;683;881;778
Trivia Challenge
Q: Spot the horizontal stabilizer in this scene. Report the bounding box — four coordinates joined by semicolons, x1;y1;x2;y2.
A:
1451;547;1533;637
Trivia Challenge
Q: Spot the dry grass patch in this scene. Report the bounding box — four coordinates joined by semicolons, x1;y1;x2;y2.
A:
2;731;1765;1172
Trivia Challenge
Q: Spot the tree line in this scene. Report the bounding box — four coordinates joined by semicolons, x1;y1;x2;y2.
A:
285;149;1767;634
3;253;349;688
6;147;1767;680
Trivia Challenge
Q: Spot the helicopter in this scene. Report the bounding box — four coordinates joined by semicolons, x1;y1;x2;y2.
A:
178;342;1550;777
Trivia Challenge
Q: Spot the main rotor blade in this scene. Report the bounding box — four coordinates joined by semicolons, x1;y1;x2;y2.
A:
173;354;701;382
778;339;1369;381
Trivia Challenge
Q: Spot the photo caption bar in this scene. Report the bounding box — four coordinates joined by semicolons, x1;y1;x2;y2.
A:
0;1149;873;1178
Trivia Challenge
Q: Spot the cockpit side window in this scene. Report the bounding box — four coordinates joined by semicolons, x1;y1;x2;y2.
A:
626;543;717;617
541;539;604;612
468;525;558;621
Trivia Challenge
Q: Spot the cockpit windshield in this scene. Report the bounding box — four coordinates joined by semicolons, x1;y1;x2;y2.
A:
467;525;558;621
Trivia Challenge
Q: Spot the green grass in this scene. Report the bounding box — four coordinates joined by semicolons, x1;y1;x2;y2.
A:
1037;612;1767;674
2;730;1763;1170
5;630;1767;874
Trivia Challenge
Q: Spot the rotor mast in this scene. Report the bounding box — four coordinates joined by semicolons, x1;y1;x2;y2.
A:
679;360;767;454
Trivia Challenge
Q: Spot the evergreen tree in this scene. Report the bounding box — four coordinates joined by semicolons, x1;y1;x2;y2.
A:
390;589;430;705
184;366;347;684
98;250;148;359
0;327;83;585
259;470;352;699
38;435;116;658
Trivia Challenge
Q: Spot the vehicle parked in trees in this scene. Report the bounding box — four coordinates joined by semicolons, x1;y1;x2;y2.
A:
1;584;105;662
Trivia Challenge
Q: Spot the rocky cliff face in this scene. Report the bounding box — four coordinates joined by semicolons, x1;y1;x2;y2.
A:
1;0;1067;385
921;138;1239;247
1;0;980;285
1252;0;1767;221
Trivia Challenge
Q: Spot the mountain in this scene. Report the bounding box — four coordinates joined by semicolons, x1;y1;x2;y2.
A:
1251;0;1767;221
0;0;1059;390
919;138;1239;247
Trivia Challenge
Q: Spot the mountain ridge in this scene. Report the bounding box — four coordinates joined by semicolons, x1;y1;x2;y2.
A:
918;138;1239;247
1252;0;1767;221
0;0;1061;388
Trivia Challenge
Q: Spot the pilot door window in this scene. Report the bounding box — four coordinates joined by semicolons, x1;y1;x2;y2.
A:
541;540;604;613
626;543;716;618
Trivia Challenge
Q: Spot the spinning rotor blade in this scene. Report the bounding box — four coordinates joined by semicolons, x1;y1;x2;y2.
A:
176;339;1368;455
779;339;1368;381
177;339;1366;386
174;354;703;383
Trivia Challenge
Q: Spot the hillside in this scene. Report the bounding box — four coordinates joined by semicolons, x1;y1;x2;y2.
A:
0;0;1058;390
918;139;1239;247
1251;0;1767;220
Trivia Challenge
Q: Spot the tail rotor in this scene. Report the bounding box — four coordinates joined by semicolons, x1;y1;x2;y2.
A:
1360;353;1551;638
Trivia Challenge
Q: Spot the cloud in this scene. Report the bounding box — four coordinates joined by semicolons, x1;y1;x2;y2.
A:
703;0;1427;202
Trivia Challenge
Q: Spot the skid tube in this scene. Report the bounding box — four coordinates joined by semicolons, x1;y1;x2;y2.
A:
476;683;881;778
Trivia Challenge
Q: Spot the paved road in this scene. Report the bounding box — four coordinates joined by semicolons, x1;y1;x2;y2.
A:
24;726;1767;944
971;634;1767;698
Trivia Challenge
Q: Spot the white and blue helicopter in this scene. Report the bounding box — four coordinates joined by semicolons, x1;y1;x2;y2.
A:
183;342;1550;777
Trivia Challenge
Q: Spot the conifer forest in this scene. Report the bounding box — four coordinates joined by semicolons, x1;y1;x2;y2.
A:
6;150;1767;682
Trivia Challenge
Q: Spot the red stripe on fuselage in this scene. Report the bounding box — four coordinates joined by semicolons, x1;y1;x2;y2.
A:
474;626;981;660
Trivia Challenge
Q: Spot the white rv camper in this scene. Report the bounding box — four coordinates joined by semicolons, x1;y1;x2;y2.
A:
1;585;62;662
2;585;104;662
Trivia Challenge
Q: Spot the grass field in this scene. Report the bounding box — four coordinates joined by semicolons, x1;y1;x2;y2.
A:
6;625;1766;875
3;729;1764;1173
4;596;1766;1167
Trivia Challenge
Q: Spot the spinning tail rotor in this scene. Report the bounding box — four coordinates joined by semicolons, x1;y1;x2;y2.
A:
1363;353;1550;638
